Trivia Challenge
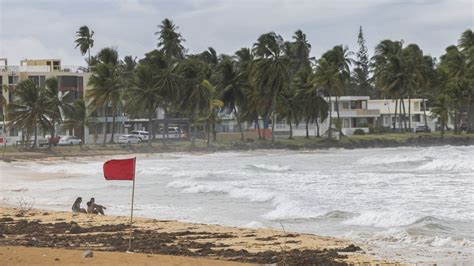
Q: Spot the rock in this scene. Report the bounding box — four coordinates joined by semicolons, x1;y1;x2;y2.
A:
54;258;60;261
83;250;93;258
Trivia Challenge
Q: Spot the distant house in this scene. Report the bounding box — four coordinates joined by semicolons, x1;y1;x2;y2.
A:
272;96;380;137
368;99;437;131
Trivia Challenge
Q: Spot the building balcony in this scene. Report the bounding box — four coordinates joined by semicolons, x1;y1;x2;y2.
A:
331;109;380;117
0;65;89;73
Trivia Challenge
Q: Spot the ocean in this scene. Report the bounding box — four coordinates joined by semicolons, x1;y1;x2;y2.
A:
1;145;473;264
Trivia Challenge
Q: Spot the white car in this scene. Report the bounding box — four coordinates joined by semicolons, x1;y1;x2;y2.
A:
58;136;82;146
156;127;186;139
129;130;149;141
118;134;141;145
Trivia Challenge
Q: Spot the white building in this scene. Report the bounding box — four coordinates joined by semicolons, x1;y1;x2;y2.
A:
368;99;437;131
273;96;381;137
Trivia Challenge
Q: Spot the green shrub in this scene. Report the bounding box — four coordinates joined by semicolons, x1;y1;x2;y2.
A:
353;129;366;135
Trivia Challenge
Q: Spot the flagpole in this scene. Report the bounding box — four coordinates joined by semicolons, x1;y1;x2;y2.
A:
128;157;136;251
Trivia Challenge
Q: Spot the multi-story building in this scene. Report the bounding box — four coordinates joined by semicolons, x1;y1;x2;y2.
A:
0;58;92;145
272;96;381;137
368;98;438;131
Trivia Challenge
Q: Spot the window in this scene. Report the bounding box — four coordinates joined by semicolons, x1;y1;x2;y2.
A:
412;114;421;122
342;102;349;110
28;75;46;88
8;75;19;85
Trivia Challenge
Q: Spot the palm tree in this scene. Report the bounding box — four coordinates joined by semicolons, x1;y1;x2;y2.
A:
252;32;290;144
87;48;122;145
74;25;94;69
43;77;70;148
372;40;409;131
215;57;247;140
431;94;451;138
201;80;224;145
178;58;209;145
438;45;470;133
155;18;185;60
124;64;162;145
7;80;50;149
458;29;474;52
63;99;92;146
313;57;339;139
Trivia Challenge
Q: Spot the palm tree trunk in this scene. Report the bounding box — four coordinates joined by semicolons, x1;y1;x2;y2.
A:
398;97;403;131
103;107;108;146
288;117;293;139
33;116;38;149
262;114;266;140
164;107;169;141
256;117;261;139
328;94;332;139
49;119;55;149
234;107;244;141
441;118;445;139
109;110;116;143
393;98;398;131
423;97;428;130
88;48;91;71
271;94;277;144
305;118;309;138
335;96;344;137
316;118;321;137
401;97;408;131
408;95;411;130
212;121;217;142
148;113;153;146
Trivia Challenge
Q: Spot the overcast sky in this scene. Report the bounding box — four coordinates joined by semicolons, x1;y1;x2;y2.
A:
0;0;472;66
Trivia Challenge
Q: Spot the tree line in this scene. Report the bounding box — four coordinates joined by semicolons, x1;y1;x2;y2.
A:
3;20;473;148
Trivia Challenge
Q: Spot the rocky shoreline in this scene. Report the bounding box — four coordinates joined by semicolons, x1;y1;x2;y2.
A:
0;208;390;265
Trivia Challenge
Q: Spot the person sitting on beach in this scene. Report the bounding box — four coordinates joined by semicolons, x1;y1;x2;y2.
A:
86;197;106;215
71;197;86;213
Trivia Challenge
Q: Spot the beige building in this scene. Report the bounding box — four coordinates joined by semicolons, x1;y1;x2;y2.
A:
0;58;91;145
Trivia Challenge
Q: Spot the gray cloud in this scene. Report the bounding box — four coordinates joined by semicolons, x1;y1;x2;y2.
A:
0;0;472;66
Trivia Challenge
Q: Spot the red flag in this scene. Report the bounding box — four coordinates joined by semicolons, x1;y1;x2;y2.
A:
103;158;135;181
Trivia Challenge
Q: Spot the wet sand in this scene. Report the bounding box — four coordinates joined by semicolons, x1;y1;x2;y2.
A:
0;207;397;265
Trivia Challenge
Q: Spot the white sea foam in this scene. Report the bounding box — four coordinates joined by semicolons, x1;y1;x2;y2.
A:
246;164;292;172
342;210;422;228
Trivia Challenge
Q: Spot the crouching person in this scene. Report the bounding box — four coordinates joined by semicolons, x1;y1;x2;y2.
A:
72;197;87;213
87;197;107;215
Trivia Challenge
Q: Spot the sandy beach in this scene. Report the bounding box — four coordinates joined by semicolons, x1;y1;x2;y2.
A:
0;207;395;265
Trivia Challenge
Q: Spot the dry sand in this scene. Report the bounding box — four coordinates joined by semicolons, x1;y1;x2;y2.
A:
0;207;399;265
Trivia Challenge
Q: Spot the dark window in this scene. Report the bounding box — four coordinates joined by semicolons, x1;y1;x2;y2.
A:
28;75;46;87
8;75;19;85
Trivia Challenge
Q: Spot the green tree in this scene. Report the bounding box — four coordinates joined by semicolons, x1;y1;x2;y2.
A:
43;77;70;148
252;32;290;144
352;26;372;96
7;80;50;148
201;80;224;145
63;99;93;146
74;25;95;69
215;56;247;140
87;48;122;145
124;64;163;145
431;94;451;138
155;18;186;60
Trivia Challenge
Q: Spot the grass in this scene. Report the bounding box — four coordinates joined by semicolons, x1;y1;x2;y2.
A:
1;131;473;160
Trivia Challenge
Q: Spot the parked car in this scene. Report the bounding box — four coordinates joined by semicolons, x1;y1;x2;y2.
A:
38;136;61;147
414;125;431;133
156;127;186;139
118;134;141;145
58;136;82;146
129;130;149;141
